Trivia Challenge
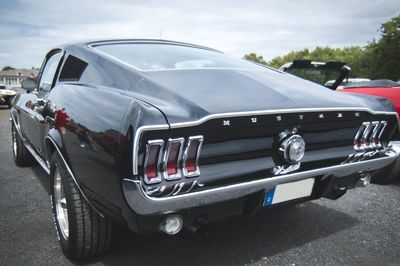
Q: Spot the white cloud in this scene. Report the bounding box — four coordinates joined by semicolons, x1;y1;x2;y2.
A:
0;0;399;68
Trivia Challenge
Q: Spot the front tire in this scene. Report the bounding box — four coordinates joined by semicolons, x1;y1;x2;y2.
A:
50;153;112;260
6;96;14;109
11;122;34;166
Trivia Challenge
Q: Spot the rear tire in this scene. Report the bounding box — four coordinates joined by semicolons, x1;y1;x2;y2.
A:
11;122;34;166
50;153;112;260
371;166;399;184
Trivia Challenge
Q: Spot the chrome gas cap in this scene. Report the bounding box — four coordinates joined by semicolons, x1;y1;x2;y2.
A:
280;134;306;163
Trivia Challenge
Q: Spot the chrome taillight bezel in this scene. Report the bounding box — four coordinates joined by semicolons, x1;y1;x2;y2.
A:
163;138;185;181
143;139;164;184
354;121;387;151
183;135;204;178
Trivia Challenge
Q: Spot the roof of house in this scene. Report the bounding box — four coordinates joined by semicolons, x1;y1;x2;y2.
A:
0;69;39;78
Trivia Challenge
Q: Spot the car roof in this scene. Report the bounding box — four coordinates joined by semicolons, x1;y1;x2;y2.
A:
58;39;222;53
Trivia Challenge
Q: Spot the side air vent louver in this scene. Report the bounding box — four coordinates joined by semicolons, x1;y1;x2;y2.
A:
354;121;387;151
59;55;88;81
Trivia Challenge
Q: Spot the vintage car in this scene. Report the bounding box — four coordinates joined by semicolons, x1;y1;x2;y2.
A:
0;84;16;108
341;80;400;116
10;40;400;260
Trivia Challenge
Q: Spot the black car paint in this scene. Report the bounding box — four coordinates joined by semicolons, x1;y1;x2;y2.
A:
10;40;400;232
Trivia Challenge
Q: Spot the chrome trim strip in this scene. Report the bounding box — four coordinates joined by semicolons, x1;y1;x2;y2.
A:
378;121;388;146
132;108;398;175
123;143;400;215
163;138;185;181
361;122;373;149
24;144;50;175
370;121;382;148
183;135;204;178
10;113;24;140
354;123;367;151
133;124;169;175
168;108;397;129
143;139;165;184
172;182;185;196
10;113;51;174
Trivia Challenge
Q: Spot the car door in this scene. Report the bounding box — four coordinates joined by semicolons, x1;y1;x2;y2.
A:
19;50;63;155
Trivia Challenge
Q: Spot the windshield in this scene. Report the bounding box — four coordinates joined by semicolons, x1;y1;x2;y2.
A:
93;43;266;71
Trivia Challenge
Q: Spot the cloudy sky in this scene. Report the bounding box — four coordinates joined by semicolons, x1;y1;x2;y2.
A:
0;0;399;69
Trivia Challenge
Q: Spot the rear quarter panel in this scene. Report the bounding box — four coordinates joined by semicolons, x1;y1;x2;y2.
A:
47;83;134;217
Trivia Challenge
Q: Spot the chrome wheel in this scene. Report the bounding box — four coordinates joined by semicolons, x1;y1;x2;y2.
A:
12;127;17;157
54;168;69;239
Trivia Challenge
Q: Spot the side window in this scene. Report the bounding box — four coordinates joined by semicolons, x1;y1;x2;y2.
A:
38;52;63;92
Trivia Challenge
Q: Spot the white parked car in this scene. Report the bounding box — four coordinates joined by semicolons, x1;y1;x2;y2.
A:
0;84;17;108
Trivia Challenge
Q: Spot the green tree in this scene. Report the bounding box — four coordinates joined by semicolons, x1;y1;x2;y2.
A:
244;14;400;80
365;15;400;80
243;53;267;65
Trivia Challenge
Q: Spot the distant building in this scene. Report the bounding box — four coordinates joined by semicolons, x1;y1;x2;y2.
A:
0;69;39;88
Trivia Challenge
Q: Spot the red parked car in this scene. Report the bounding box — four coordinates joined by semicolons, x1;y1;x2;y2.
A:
339;79;400;116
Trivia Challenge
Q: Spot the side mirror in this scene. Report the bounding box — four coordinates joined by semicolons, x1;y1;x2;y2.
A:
21;78;36;93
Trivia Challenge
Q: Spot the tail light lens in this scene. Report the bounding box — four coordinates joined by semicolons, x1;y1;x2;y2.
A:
144;140;164;184
370;121;381;147
163;138;184;180
183;136;204;177
354;123;367;150
361;122;373;147
354;121;387;151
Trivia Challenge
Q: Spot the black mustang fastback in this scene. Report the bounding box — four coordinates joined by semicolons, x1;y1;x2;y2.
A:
10;40;400;259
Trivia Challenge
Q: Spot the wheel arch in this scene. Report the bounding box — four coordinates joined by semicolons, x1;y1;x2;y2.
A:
45;131;105;218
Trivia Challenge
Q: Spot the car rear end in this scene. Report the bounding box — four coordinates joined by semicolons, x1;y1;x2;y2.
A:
122;109;400;234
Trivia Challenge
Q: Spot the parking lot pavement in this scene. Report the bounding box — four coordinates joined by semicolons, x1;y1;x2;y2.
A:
0;106;400;266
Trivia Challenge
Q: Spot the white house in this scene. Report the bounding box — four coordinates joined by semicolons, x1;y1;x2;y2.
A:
0;69;39;88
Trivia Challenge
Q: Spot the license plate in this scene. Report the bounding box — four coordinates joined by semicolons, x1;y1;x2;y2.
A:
264;178;315;207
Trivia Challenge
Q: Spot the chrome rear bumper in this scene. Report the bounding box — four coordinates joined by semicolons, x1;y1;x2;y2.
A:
123;141;400;215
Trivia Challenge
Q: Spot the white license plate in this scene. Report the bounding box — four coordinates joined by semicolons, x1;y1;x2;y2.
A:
264;178;315;207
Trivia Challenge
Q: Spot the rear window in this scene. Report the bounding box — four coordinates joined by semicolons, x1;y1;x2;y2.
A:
93;43;266;71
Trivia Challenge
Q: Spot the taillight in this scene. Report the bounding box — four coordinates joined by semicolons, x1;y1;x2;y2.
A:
370;121;381;147
183;136;204;177
354;123;367;150
360;122;373;148
163;138;184;180
354;121;387;151
144;140;164;184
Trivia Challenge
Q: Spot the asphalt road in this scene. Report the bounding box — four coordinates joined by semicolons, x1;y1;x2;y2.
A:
1;106;400;266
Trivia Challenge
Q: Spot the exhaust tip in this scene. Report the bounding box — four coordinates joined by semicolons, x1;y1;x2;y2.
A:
160;216;183;235
358;173;371;187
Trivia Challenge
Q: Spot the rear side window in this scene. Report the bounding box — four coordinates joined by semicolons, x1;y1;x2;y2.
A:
59;55;88;81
